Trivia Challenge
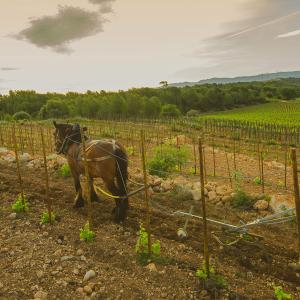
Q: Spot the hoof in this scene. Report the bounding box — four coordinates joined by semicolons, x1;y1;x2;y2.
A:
74;196;84;208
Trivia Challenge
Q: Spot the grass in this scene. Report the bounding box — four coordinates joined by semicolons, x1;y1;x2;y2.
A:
199;99;300;126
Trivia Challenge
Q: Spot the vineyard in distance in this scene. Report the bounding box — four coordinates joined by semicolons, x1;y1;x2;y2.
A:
1;78;300;300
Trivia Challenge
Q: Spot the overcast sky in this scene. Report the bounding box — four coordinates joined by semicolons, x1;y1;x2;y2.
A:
1;0;300;94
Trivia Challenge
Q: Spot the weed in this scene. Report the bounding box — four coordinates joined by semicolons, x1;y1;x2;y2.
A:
126;146;135;156
196;260;227;289
253;177;262;185
273;286;293;300
12;194;29;213
59;163;71;178
80;222;95;242
40;211;56;224
170;185;192;201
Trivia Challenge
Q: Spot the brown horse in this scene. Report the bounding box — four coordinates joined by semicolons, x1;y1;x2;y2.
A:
53;121;129;223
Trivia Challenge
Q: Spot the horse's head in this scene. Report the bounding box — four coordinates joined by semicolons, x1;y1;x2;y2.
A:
53;121;87;154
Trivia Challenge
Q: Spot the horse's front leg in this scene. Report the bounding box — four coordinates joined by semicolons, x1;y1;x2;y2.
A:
73;173;85;208
90;178;100;203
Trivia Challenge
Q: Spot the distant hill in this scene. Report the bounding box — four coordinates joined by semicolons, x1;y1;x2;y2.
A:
170;71;300;87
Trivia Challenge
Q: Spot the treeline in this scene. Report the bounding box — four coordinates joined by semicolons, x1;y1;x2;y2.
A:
0;79;300;120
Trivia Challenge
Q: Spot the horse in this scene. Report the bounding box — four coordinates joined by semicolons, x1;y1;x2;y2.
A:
53;121;129;223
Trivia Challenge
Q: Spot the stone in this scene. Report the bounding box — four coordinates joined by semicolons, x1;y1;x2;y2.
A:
269;195;294;213
8;213;17;220
76;249;84;256
288;262;300;272
36;270;44;279
146;263;157;272
222;195;231;203
34;291;48;300
83;285;93;295
191;189;201;201
208;191;217;201
0;282;3;289
161;180;173;192
216;185;228;196
60;255;73;262
254;200;269;211
73;268;80;275
83;270;96;282
19;153;31;162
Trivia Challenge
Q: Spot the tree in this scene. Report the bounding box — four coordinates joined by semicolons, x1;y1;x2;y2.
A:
39;98;70;119
144;96;161;117
161;104;181;118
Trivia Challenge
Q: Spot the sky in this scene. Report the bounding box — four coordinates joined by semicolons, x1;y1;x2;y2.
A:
1;0;300;94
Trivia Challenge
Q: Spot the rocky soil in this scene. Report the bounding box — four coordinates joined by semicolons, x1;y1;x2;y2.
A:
0;148;300;299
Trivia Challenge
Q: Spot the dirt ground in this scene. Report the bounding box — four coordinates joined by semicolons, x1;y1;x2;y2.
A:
1;160;300;300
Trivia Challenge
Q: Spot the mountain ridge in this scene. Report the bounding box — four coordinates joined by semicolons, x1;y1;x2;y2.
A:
170;71;300;87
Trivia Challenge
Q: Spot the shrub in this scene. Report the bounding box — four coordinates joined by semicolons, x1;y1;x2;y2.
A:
13;111;31;120
80;222;95;242
12;194;29;213
60;163;71;178
148;144;188;178
40;211;56;224
230;190;254;210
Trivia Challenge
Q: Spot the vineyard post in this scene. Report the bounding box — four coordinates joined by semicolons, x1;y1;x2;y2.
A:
40;128;52;224
199;138;210;278
284;143;288;189
224;143;233;188
193;138;197;174
202;142;207;183
12;124;25;205
260;152;265;194
291;148;300;263
212;137;216;177
141;130;152;256
0;125;4;146
80;128;93;229
233;140;237;171
30;123;35;156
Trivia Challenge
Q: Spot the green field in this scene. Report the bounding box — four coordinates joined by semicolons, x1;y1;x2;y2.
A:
200;100;300;126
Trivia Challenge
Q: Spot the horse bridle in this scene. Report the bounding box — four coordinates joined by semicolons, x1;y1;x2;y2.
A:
56;131;81;155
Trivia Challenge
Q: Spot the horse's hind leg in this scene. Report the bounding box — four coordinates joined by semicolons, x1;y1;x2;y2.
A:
105;180;124;223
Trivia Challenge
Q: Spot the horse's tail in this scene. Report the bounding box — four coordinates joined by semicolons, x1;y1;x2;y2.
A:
115;146;128;196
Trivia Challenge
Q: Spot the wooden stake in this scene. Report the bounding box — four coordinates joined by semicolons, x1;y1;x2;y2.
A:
199;138;210;278
40;128;52;224
291;148;300;263
141;130;152;255
212;137;216;177
260;152;265;194
224;143;233;188
80;128;93;229
12;124;25;204
193;138;197;175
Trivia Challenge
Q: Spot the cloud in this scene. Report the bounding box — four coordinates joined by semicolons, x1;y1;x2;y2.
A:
175;0;300;80
16;6;105;53
0;67;19;71
88;0;116;13
277;29;300;38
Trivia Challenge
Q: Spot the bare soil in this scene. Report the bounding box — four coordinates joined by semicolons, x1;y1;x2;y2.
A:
0;161;300;300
